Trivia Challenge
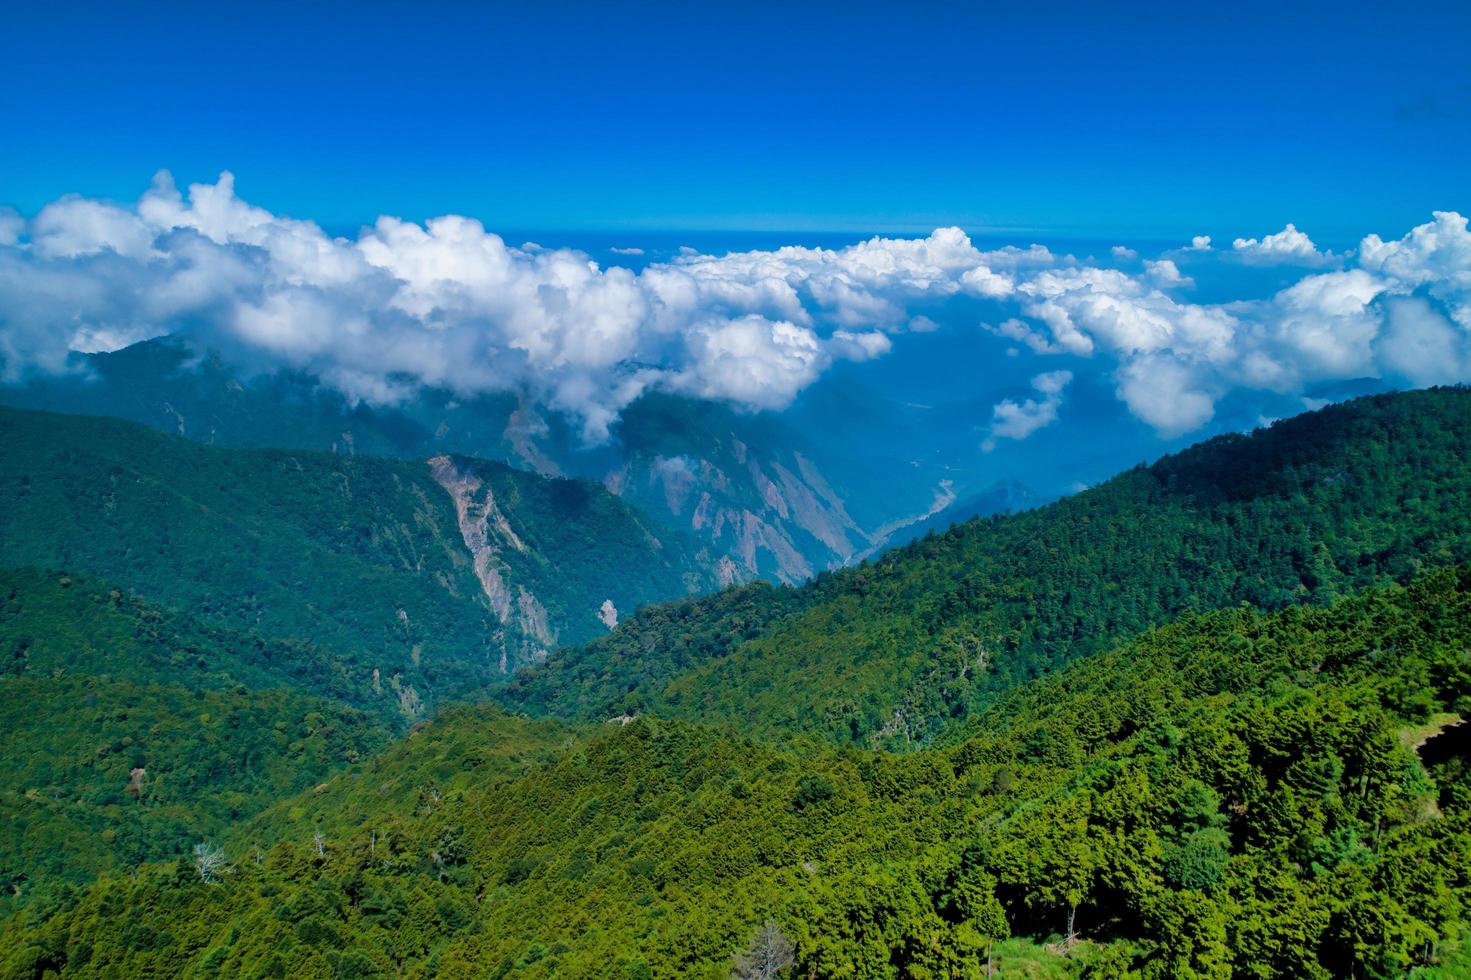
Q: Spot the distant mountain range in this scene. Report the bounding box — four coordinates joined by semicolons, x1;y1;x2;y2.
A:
0;337;1024;583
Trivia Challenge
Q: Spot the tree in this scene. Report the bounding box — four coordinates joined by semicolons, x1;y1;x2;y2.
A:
733;919;794;980
947;864;1010;976
193;842;228;884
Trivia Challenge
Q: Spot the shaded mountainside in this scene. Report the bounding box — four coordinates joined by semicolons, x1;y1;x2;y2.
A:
7;568;1471;977
499;387;1471;745
0;569;393;902
0;406;716;706
0;339;964;583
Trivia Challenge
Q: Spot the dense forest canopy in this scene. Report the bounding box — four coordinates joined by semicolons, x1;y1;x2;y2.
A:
499;387;1471;746
0;406;715;708
5;567;1470;977
0;568;392;905
3;388;1471;977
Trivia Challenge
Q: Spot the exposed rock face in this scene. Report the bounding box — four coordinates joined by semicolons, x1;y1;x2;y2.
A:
715;556;741;587
598;598;618;629
388;674;423;719
428;455;554;669
607;445;866;584
504;404;564;477
517;587;553;646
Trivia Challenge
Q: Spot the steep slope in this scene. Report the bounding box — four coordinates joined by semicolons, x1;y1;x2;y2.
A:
0;569;391;901
500;387;1471;744
7;568;1470;977
0;339;957;583
0;406;715;704
603;393;877;583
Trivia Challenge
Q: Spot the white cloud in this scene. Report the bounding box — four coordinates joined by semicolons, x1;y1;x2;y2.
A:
1375;296;1471;385
1114;355;1216;436
987;317;1061;354
610;246;644;256
31;195;156;260
1184;235;1212;252
674;316;825;408
1232;222;1330;265
1111;245;1138;261
3;173;1471;446
828;329;892;361
1145;258;1193;288
983;370;1073;450
1358;211;1471;329
5;174;1034;440
992;210;1471;435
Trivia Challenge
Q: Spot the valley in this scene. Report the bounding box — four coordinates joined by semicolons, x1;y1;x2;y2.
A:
2;387;1471;976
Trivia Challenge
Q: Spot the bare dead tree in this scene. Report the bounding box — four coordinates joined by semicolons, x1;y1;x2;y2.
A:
732;919;794;980
193;842;228;884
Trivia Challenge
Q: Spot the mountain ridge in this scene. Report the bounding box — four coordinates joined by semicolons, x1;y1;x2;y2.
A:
0;338;981;584
0;404;716;705
499;386;1471;746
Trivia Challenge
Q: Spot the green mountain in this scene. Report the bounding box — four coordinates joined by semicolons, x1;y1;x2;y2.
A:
6;566;1469;978
0;568;393;903
0;339;961;583
6;387;1471;977
499;387;1471;745
0;405;716;709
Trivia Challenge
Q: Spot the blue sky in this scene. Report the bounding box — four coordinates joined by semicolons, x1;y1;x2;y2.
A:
3;0;1471;503
4;0;1468;238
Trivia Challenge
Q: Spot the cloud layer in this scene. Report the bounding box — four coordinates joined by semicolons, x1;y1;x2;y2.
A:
2;173;1470;443
984;370;1073;451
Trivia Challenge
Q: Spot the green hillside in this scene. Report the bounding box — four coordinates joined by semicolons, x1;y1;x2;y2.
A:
501;387;1471;745
0;569;392;905
6;566;1469;978
0;406;714;709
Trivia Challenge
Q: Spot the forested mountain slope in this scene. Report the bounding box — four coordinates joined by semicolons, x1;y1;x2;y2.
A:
499;387;1471;745
0;407;715;708
0;569;392;905
7;567;1470;978
1;339;962;584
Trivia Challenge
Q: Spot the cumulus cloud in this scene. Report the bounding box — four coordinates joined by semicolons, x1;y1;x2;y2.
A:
31;195;156;260
1359;211;1471;319
1145;258;1192;288
2;173;1470;446
1375;296;1471;384
610;246;644;256
1110;245;1138;261
987;317;1062;354
1115;355;1217;436
0;173;1033;440
990;209;1471;435
1184;235;1213;252
983;370;1073;451
1232;222;1331;265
